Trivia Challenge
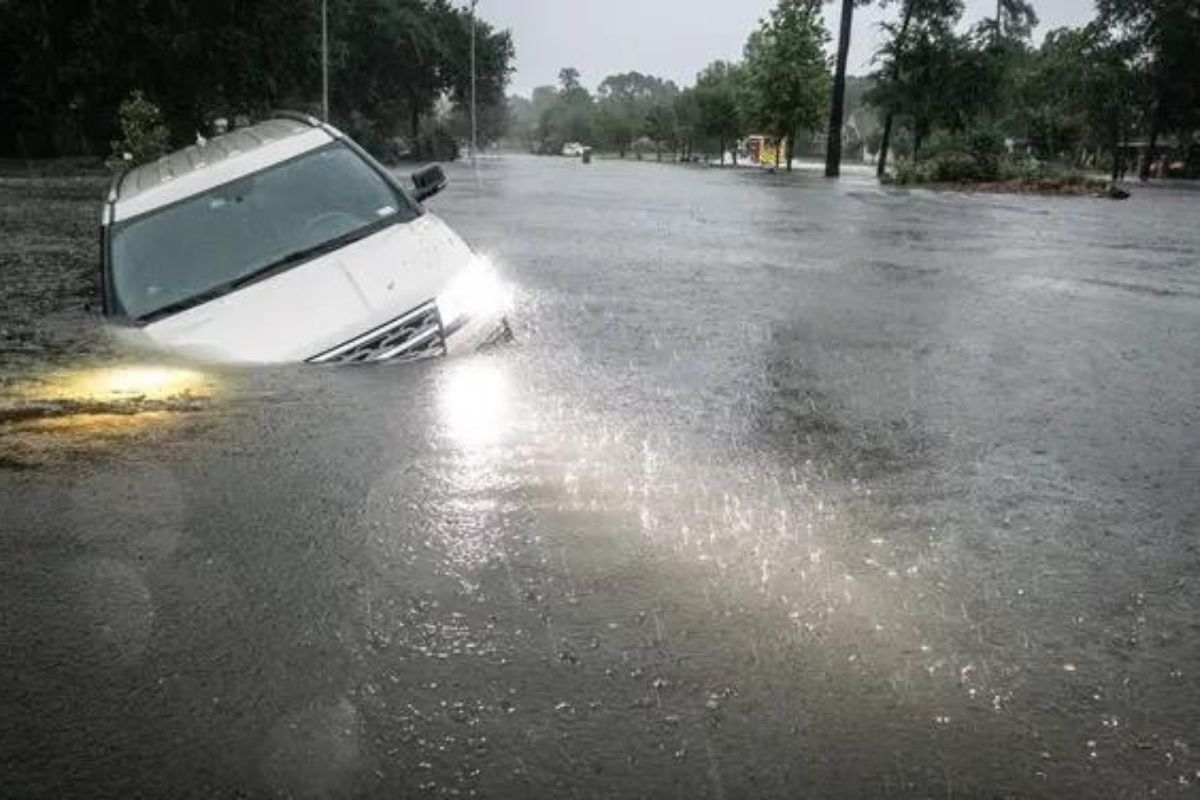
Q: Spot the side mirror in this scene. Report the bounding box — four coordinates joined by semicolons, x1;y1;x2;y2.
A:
411;165;447;202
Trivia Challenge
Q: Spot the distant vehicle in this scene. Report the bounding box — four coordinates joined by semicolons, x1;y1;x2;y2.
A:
100;113;509;365
562;142;586;158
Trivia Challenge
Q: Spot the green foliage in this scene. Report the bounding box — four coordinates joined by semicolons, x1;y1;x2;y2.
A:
596;72;679;156
532;69;599;153
673;89;703;160
915;127;1007;181
975;0;1039;45
869;0;1198;183
695;61;744;157
893;151;1105;192
642;103;678;159
523;69;687;157
1015;24;1139;174
333;0;513;160
1098;0;1200;142
0;0;515;159
741;0;831;159
110;91;170;165
414;119;461;163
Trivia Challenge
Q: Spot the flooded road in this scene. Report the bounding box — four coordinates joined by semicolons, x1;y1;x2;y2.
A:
2;157;1199;797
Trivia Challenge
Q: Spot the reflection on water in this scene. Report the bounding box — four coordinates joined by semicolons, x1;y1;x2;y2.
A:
5;158;1200;795
1;362;216;412
436;357;513;451
44;365;213;402
426;357;521;582
0;363;216;466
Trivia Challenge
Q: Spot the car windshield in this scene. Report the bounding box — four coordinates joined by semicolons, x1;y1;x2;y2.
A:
110;142;418;321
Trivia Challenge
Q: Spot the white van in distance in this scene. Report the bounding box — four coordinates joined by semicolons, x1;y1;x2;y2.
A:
100;113;509;365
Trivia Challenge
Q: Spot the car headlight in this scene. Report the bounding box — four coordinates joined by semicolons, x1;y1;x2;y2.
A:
437;256;508;329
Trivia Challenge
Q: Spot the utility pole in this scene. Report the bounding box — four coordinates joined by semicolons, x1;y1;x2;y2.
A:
322;0;329;121
470;0;478;166
825;0;854;178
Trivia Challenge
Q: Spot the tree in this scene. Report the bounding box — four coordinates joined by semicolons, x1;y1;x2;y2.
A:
1098;0;1200;179
593;72;679;157
537;67;595;150
110;91;170;164
695;61;744;164
869;0;963;175
558;68;582;92
1077;26;1140;180
434;1;515;145
643;102;678;161
0;0;516;159
507;94;537;150
741;0;831;170
596;102;637;157
673;89;702;161
966;0;1039;143
1015;28;1087;162
984;0;1039;46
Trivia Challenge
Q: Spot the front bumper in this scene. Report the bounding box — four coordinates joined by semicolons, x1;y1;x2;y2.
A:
442;310;511;357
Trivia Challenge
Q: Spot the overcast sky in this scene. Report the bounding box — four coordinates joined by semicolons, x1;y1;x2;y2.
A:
483;0;1098;98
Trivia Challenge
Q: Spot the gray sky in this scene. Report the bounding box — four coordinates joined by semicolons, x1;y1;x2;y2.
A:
484;0;1098;98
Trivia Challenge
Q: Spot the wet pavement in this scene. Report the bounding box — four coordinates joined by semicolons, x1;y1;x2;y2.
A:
2;156;1199;798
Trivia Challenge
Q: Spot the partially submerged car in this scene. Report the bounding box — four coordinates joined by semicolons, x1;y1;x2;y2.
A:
100;112;509;365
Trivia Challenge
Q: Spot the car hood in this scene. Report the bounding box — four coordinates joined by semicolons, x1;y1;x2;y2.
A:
113;213;475;364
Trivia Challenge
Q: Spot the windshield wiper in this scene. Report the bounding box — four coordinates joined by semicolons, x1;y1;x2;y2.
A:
133;218;395;325
230;218;394;288
135;283;237;324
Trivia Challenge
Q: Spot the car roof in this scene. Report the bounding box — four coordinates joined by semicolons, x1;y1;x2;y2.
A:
108;116;335;223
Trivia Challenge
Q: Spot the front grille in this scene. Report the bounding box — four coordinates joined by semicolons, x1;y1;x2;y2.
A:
308;301;445;364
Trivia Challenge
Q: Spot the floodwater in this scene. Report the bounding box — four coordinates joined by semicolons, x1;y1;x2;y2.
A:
2;156;1199;797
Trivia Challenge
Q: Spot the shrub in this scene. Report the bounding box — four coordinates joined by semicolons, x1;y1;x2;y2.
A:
109;91;170;165
413;122;460;162
893;158;933;185
917;129;1005;182
931;151;992;182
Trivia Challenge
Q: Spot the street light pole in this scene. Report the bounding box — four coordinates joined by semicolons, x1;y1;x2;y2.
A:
322;0;329;122
469;0;478;166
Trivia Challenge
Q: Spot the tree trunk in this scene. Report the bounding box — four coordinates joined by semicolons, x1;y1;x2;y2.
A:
825;0;854;178
787;129;796;171
1113;122;1123;181
719;138;726;166
877;111;895;177
876;2;915;179
1140;119;1159;182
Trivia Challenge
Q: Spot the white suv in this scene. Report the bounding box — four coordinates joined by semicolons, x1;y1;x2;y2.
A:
99;113;509;365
